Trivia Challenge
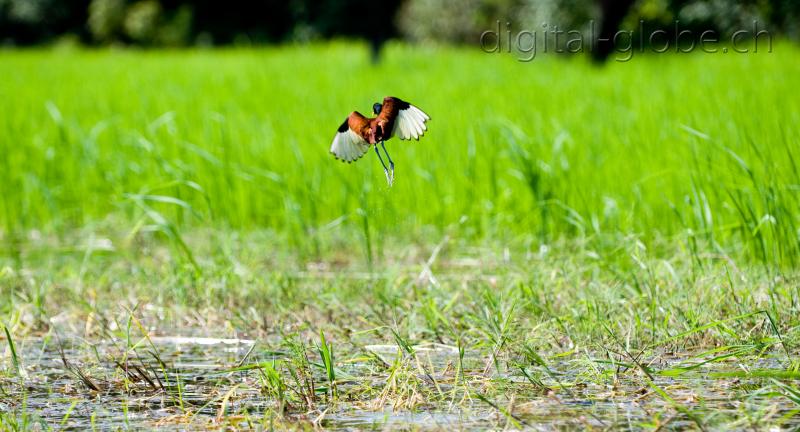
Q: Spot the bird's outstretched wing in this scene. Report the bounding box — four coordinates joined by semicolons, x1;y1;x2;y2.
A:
330;112;370;163
384;97;430;141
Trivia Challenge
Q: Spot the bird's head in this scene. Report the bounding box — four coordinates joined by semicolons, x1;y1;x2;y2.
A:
372;102;383;115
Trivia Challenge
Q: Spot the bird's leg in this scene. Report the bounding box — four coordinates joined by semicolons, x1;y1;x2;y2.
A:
374;144;392;185
380;141;395;184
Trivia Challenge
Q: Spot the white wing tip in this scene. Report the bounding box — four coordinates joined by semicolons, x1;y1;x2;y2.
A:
393;104;430;141
331;129;370;163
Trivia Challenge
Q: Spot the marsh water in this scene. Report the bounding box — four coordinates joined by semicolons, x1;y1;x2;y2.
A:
2;334;798;430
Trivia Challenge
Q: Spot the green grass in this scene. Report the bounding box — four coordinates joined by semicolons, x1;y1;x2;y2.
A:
2;42;800;266
1;42;800;429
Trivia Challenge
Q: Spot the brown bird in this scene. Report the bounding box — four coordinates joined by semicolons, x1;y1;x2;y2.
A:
330;96;430;185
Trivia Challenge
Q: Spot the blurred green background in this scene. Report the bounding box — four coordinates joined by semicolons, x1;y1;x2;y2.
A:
2;0;799;270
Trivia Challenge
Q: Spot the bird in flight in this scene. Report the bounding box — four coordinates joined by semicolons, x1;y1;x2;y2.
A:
330;96;430;185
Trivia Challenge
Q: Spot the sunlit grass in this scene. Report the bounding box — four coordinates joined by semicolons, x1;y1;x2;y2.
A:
1;42;800;429
1;42;799;267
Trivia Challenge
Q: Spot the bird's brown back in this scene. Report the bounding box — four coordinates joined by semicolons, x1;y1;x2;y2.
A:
372;97;409;141
347;97;411;144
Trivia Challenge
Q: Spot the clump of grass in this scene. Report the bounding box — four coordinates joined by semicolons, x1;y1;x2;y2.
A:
2;325;20;377
317;330;336;399
257;361;288;414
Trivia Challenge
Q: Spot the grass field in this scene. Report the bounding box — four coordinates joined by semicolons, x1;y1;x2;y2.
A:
1;42;800;429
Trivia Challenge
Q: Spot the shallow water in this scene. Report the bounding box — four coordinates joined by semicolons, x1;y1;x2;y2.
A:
2;335;798;430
